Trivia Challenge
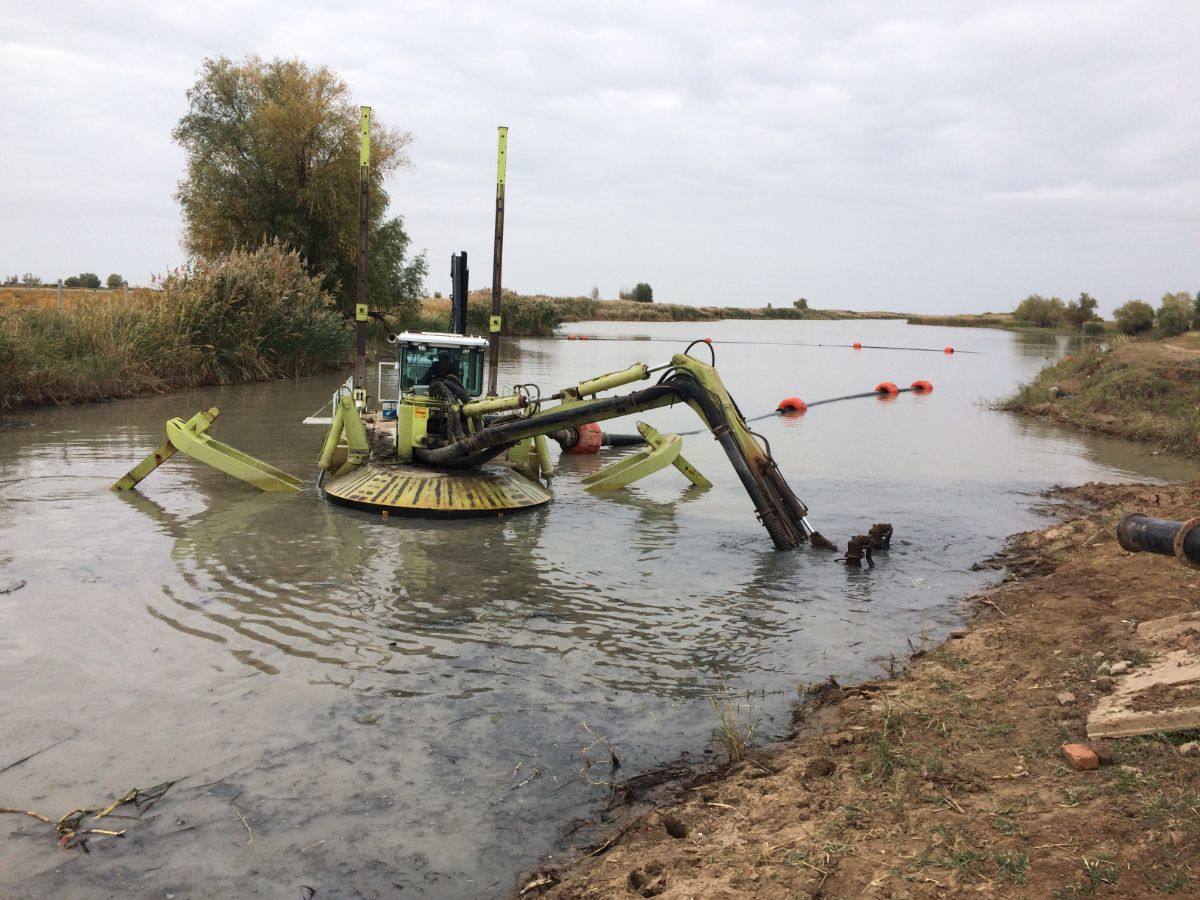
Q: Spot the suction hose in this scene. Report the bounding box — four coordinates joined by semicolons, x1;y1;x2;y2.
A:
1116;513;1200;568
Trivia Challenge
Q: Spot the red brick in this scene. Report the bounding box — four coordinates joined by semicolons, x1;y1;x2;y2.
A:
1063;743;1099;770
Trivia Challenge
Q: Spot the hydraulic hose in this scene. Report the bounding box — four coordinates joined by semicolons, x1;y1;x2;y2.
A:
414;385;685;468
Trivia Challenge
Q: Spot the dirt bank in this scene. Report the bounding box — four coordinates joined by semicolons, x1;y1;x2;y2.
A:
1001;333;1200;457
527;481;1200;898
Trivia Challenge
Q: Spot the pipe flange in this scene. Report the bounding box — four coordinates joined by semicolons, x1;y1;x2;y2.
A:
1173;516;1200;569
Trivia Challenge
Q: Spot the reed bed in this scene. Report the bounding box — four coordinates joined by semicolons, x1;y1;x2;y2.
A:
0;244;350;410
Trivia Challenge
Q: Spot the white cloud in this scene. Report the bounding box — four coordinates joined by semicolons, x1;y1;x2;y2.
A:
1;0;1197;310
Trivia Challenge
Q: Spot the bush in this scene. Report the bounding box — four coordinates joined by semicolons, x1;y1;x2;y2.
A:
1157;292;1193;337
157;242;350;382
632;282;653;303
106;273;125;289
1013;294;1065;328
1113;300;1155;335
0;242;350;408
1083;321;1106;336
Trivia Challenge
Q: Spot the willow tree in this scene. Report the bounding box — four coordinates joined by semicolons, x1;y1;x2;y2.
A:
173;56;426;317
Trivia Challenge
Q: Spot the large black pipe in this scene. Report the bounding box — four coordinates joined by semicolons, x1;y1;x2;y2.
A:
1116;513;1200;565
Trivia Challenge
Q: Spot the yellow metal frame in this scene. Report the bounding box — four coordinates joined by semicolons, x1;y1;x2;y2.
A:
581;422;710;491
113;408;301;492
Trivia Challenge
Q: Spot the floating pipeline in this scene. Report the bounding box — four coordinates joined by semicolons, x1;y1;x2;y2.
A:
773;380;933;416
557;334;976;354
1116;513;1200;568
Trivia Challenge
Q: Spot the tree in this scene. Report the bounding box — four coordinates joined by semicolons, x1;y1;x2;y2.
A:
63;273;101;288
1113;300;1155;335
590;285;600;300
2;275;16;286
1013;294;1065;328
794;297;808;310
106;273;126;289
20;273;41;286
1063;292;1099;330
632;282;653;303
1157;292;1193;337
1193;290;1200;331
173;56;427;318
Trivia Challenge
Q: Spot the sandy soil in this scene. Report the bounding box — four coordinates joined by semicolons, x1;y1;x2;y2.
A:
523;481;1200;898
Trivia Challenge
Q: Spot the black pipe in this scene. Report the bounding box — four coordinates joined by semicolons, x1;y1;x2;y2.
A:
1116;513;1200;564
450;251;469;336
603;433;646;447
415;385;685;466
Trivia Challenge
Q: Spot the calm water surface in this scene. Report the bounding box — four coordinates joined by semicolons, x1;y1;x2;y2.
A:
1;319;1196;897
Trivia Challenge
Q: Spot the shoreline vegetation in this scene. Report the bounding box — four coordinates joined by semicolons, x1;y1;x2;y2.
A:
2;275;1195;414
1000;333;1200;458
0;283;908;410
0;244;350;411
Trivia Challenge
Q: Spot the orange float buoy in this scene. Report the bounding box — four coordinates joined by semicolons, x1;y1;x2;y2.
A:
776;397;807;414
853;342;862;350
565;422;603;454
703;338;712;344
579;335;589;341
910;380;933;393
566;334;577;340
875;382;900;395
943;347;954;354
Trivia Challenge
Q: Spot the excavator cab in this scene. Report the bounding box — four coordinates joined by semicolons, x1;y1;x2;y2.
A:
392;333;488;398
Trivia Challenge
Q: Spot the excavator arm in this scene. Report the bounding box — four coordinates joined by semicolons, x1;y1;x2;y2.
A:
407;353;833;551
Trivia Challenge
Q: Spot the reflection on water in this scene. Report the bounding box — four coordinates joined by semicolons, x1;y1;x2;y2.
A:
0;319;1196;896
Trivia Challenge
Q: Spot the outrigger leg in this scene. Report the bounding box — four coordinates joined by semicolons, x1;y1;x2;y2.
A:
113;408;302;493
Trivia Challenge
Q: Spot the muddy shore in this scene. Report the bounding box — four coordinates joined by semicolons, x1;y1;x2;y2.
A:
526;480;1200;898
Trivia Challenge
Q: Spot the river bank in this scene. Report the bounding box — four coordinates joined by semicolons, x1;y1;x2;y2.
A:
1000;333;1200;458
528;480;1200;898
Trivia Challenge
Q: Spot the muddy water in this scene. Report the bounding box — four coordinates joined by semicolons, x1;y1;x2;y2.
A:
1;320;1196;898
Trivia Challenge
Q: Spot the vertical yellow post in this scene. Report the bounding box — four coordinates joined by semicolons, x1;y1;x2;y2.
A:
354;106;371;404
487;126;508;396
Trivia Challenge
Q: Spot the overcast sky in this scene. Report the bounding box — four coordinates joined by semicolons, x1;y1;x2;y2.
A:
2;1;1197;314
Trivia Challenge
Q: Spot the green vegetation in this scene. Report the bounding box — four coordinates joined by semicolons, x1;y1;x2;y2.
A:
1157;292;1193;337
1114;299;1156;334
0;243;349;409
173;55;427;319
708;681;757;764
1065;292;1101;329
62;272;102;289
618;283;655;303
1000;333;1200;455
1014;294;1067;328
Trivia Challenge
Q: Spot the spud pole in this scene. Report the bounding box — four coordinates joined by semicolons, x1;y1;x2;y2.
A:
354;106;371;404
487;126;508;396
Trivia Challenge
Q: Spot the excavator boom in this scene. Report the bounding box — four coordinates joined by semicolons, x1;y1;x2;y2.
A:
397;353;831;550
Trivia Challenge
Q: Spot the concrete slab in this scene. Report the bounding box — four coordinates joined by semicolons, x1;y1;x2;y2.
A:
1136;611;1200;647
1087;648;1200;739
